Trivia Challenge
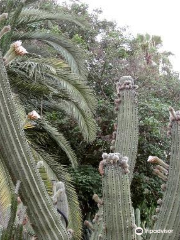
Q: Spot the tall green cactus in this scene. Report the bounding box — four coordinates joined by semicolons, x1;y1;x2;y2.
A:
88;153;137;240
0;50;70;239
101;153;136;240
0;14;69;239
147;108;180;240
113;76;138;181
87;76;138;240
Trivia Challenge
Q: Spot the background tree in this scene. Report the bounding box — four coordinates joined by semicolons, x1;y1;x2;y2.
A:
53;0;180;227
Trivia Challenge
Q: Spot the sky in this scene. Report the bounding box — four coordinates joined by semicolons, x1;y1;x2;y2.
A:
59;0;180;73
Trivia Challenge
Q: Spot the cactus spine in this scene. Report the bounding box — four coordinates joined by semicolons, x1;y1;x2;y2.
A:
0;49;69;239
114;76;138;181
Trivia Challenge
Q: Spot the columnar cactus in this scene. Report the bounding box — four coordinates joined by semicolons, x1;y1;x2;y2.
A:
0;13;69;240
87;76;138;240
113;76;138;181
147;108;180;240
101;153;136;240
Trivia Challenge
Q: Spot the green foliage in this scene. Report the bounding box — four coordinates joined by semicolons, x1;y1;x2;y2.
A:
68;166;102;218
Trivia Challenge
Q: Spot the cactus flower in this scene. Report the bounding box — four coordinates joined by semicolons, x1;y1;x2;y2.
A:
3;40;28;65
27;110;41;120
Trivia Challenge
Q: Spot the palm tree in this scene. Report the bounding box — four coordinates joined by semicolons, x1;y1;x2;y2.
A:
1;0;97;161
0;0;97;239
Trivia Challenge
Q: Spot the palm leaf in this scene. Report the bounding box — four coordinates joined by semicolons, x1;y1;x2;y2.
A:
12;32;87;78
52;99;97;142
40;120;78;168
9;58;97;112
0;157;12;229
17;8;86;28
8;59;97;142
54;68;97;113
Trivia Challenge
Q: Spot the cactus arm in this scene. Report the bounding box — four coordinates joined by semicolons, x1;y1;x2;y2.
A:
135;209;142;240
89;204;104;240
149;111;180;240
0;51;69;240
114;76;138;181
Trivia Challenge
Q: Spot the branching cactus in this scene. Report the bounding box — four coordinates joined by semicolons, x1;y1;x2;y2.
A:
87;76;139;240
113;76;138;181
88;153;137;240
147;107;180;240
0;13;70;240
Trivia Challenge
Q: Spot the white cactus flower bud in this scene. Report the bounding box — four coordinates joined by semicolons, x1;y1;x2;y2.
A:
102;153;108;159
27;110;41;120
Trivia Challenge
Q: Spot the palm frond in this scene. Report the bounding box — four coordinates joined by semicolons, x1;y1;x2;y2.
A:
53;99;97;143
17;8;86;28
9;58;97;112
24;0;38;5
9;59;97;142
0;157;12;229
54;68;97;113
10;77;50;97
40;120;78;168
32;147;82;240
12;32;87;78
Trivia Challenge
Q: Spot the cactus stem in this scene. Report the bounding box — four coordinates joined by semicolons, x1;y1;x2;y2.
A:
0;25;11;40
153;169;168;181
147;156;169;170
92;194;103;205
0;13;8;22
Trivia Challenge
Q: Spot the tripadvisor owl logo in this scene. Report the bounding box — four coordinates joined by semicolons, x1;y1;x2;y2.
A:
135;227;143;235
